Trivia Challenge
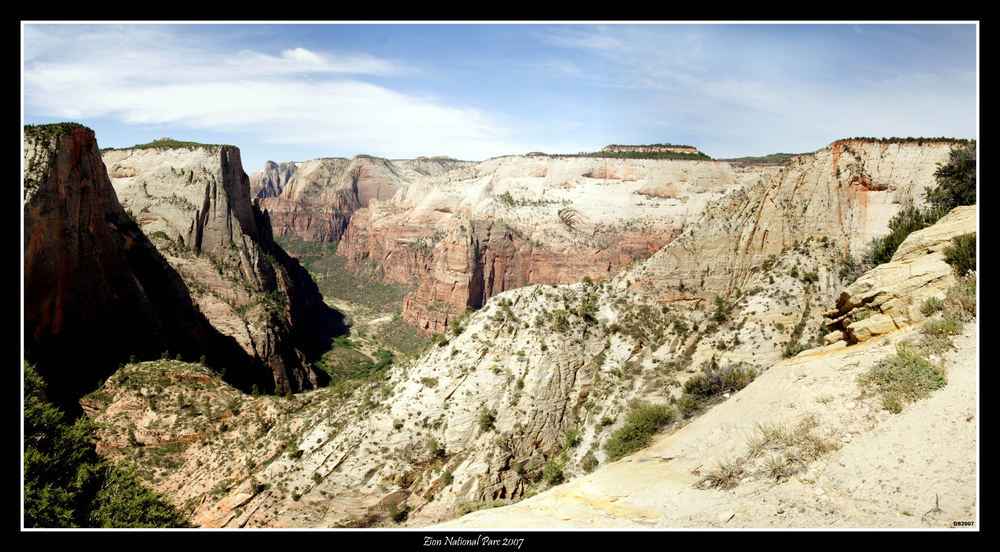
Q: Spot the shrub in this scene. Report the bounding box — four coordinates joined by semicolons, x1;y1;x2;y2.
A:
478;409;497;433
563;427;581;449
944;233;976;276
922;317;962;338
782;340;807;358
925;142;976;214
945;275;976;320
388;503;410;523
698;458;745;490
427;437;446;459
23;364;188;528
580;452;599;473
711;295;733;323
677;394;702;418
864;201;938;266
857;343;946;413
920;297;945;317
682;359;756;399
604;402;675;461
542;458;565;485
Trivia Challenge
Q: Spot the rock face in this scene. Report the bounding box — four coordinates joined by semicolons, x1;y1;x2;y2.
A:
255;156;470;244
250;160;297;199
436;209;977;529
624;140;960;303
23;124;270;404
822;205;975;345
102;144;343;394
337;156;749;333
437;322;977;529
81;137;975;529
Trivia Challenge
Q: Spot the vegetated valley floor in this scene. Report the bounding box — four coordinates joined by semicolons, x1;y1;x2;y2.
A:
275;237;430;380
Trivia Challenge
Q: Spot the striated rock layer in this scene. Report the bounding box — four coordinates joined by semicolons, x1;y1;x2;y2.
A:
336;155;750;333
23;124;271;405
624;139;961;303
102;144;344;394
822;205;976;345
83;138;974;528
253;156;470;243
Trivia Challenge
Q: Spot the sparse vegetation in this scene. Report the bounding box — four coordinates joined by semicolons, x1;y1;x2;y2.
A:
863;142;976;266
604;402;675;461
478;408;497;433
920;297;945;317
857;343;946;413
23;364;188;527
101;137;229;152
944;233;976;276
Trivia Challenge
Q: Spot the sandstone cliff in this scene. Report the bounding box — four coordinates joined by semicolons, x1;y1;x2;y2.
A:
624;140;960;303
254;156;471;244
250;160;297;199
23;123;270;404
102;144;343;394
437;207;977;529
81;139;975;528
338;155;750;333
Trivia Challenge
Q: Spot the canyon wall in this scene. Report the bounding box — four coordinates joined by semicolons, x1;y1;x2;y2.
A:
624;139;960;303
102;144;343;394
24;124;271;403
250;160;297;198
83;138;973;528
337;155;751;333
253;156;470;243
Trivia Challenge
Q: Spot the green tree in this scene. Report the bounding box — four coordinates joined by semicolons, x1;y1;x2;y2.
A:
863;142;977;268
925;142;977;215
944;233;976;276
23;364;189;527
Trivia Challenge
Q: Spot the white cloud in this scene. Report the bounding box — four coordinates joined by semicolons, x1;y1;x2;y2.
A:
23;25;543;161
535;25;976;157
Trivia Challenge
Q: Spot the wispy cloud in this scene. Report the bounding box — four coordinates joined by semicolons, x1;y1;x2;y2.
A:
23;25;539;160
23;24;976;162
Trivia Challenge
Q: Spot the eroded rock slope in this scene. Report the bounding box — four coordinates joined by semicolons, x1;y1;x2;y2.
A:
102;144;344;394
24;124;270;404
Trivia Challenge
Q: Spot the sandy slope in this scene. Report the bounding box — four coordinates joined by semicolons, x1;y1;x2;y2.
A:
437;324;978;529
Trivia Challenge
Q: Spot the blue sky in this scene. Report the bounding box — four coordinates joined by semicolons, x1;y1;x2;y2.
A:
24;23;977;172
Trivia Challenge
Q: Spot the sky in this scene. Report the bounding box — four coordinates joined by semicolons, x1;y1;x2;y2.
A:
23;23;977;173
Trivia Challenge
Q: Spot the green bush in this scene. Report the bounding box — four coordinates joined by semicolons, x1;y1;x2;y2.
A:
920;297;945;317
604;402;675;461
857;343;946;413
563;427;581;449
677;394;702;418
944;233;976;276
478;409;497;433
864;142;976;267
711;295;733;323
925;142;976;214
945;275;976;320
682;359;756;399
542;458;565;485
863;201;938;266
23;364;188;527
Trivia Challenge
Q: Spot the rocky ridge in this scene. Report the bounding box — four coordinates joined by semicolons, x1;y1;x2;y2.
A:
81;139;975;528
102;145;343;394
24;124;271;404
337;155;752;333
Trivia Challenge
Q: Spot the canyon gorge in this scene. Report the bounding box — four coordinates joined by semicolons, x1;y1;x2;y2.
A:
23;123;977;529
